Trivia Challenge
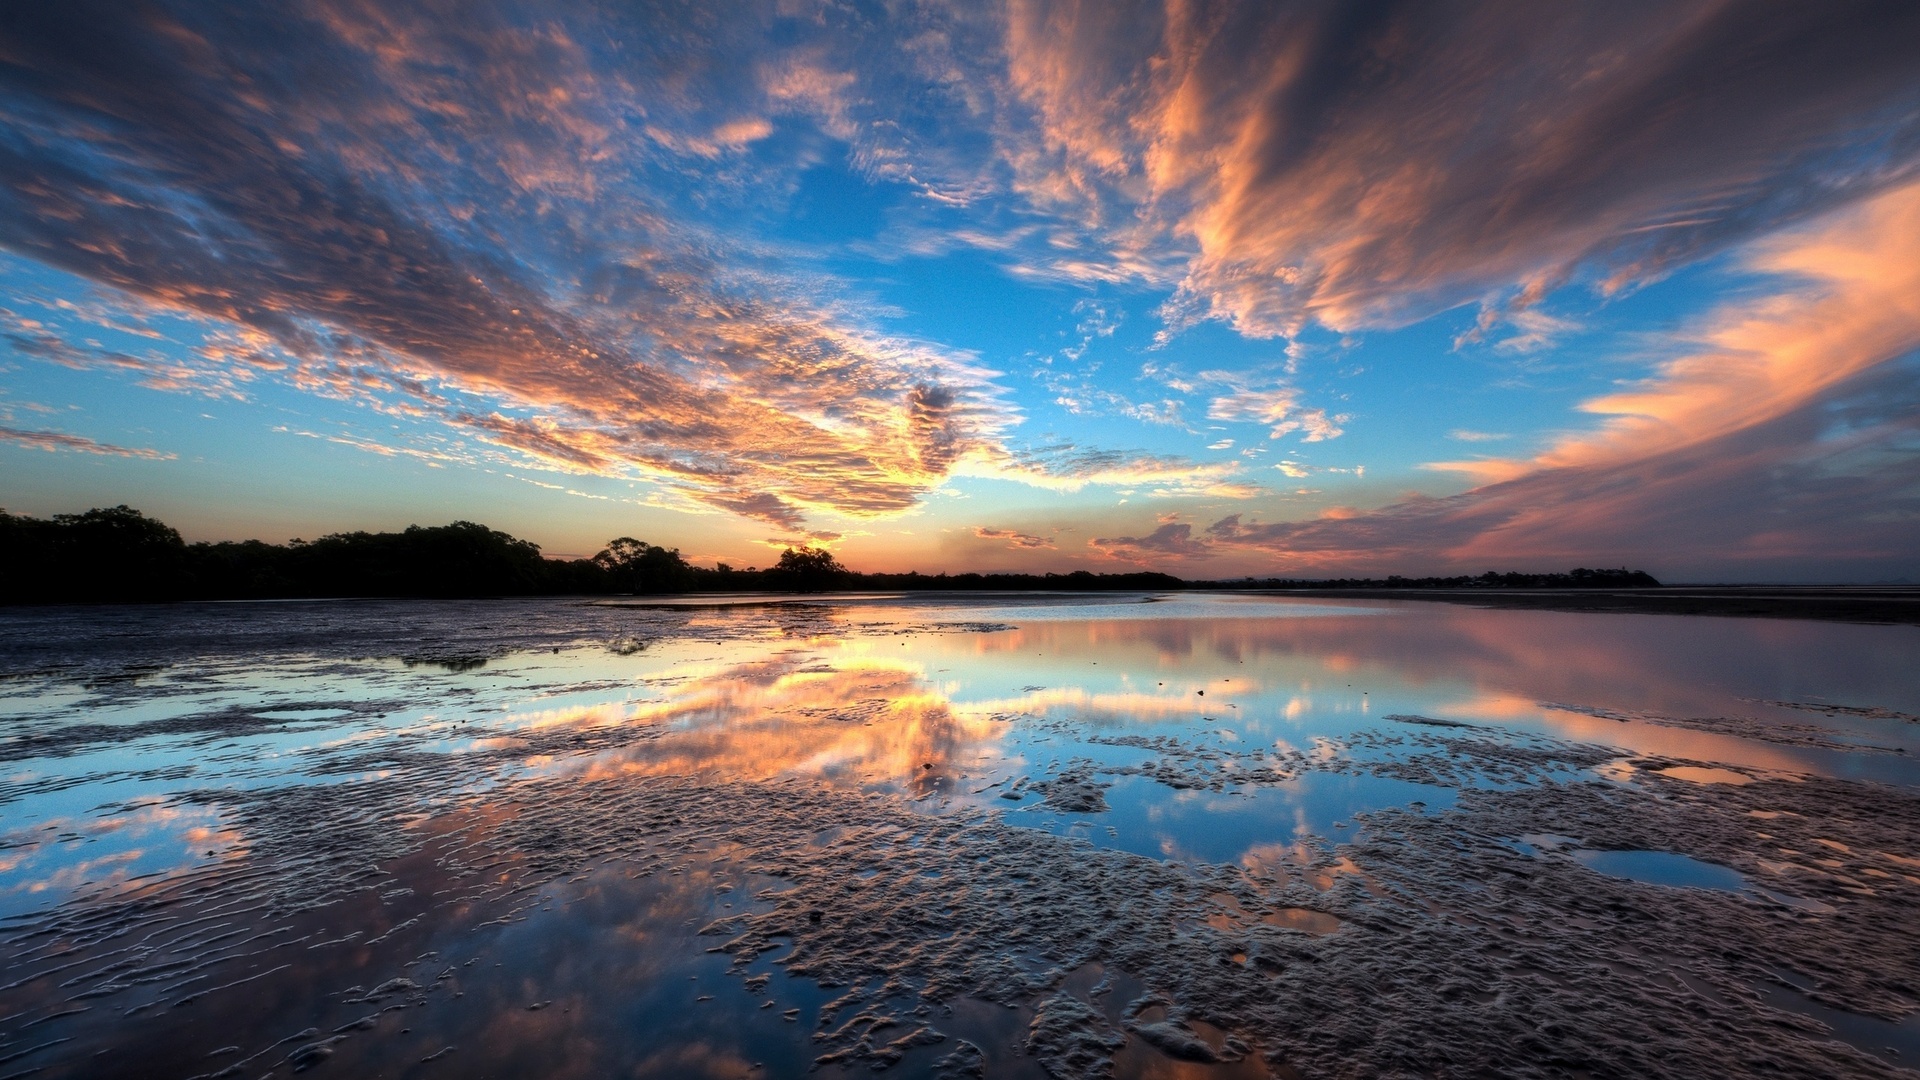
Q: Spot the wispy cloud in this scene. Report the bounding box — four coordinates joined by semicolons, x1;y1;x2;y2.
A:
997;0;1920;337
1206;385;1344;442
973;526;1054;550
0;2;1050;529
0;426;174;460
966;444;1253;499
1176;184;1920;577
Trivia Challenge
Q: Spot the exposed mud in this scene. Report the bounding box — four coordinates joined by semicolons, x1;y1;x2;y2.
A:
1;596;1916;1078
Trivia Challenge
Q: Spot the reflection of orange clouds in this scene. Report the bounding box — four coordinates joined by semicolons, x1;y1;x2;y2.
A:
956;686;1202;721
880;602;1896;777
26;850;145;894
1435;690;1812;776
503;653;1011;790
2;801;247;904
963;617;1276;673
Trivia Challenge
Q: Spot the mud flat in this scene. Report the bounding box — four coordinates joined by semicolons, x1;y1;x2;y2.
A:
0;595;1915;1078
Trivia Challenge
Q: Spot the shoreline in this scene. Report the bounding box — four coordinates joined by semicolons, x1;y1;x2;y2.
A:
1232;585;1920;625
5;585;1919;625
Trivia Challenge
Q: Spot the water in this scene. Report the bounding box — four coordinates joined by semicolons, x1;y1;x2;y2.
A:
0;594;1915;1077
1569;849;1749;891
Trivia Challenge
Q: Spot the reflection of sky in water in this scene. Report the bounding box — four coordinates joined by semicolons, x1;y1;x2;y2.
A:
1569;849;1748;892
1024;773;1457;865
2;594;1918;917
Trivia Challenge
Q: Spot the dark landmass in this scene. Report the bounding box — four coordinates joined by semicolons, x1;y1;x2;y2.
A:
6;506;1911;623
0;506;1179;602
1246;585;1920;625
1205;568;1661;589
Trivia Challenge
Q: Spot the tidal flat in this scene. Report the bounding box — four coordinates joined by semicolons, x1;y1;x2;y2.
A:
0;594;1916;1079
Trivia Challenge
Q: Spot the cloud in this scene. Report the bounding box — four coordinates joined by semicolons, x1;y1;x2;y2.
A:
1426;181;1920;480
3;0;1916;559
1447;430;1509;443
1202;367;1920;579
967;443;1255;499
1194;183;1920;578
0;425;174;459
1088;519;1214;563
998;0;1920;337
1206;386;1344;441
0;1;1036;529
973;526;1054;550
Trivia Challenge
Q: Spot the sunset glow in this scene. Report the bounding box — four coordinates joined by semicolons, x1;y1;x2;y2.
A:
4;2;1917;580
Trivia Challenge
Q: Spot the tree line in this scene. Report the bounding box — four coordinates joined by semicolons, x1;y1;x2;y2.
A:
1225;568;1662;590
0;505;1655;605
0;506;1183;603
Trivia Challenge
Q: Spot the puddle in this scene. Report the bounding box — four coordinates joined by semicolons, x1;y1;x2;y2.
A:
1508;834;1752;894
1655;766;1754;785
1568;849;1750;892
1511;836;1838;911
1756;971;1920;1067
1206;893;1343;936
1027;772;1454;864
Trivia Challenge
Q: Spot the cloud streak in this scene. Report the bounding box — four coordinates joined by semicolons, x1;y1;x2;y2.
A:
973;526;1054;550
3;1;1917;572
0;0;1135;530
998;0;1920;336
0;426;174;460
1179;183;1920;577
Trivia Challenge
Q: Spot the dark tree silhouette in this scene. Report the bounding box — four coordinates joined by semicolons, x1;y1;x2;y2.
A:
283;522;549;598
1;505;187;603
765;547;850;592
592;537;694;594
0;505;1664;605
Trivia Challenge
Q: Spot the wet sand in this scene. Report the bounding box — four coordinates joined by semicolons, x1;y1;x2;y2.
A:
0;595;1915;1078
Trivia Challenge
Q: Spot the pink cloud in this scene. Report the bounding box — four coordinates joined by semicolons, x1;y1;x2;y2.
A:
1189;183;1920;578
0;426;175;460
1088;519;1214;564
973;526;1055;550
997;1;1920;337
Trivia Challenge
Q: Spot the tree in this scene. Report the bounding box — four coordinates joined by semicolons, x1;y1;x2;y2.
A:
45;506;188;602
766;547;850;592
592;537;694;593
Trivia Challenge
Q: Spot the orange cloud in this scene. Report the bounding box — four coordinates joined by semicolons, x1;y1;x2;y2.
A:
1545;183;1920;470
973;526;1055;550
1192;182;1920;577
996;1;1920;336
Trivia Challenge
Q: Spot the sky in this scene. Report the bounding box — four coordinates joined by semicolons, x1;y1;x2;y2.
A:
2;0;1918;582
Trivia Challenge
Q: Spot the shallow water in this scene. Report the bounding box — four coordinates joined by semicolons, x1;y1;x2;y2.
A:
1;594;1917;1077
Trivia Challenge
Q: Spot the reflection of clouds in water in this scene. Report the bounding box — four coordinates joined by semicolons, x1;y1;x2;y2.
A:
0;597;1916;1078
959;686;1205;720
507;652;1008;790
0;800;243;906
1438;690;1826;777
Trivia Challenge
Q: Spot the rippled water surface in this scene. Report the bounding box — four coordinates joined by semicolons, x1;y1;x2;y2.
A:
1;594;1916;1078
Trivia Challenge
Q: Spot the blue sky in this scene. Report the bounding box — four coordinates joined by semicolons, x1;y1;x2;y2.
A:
3;1;1918;581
